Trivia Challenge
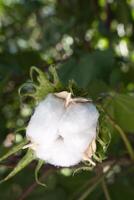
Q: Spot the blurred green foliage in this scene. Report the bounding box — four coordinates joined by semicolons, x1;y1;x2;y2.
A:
0;0;134;199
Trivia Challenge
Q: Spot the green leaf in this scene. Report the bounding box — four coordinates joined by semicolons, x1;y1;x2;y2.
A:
0;139;28;162
107;94;134;132
58;50;114;88
0;149;36;183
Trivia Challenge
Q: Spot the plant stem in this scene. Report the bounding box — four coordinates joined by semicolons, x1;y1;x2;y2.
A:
101;179;111;200
17;168;54;200
77;175;103;200
100;105;134;160
77;164;114;200
105;113;134;160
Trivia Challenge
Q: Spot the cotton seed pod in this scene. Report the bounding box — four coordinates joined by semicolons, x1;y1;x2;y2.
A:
26;92;99;167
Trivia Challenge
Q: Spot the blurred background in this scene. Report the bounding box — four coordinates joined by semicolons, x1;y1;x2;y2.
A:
0;0;134;199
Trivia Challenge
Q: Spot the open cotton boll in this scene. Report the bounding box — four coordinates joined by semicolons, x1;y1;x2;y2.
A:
59;103;99;152
26;92;99;167
26;94;65;146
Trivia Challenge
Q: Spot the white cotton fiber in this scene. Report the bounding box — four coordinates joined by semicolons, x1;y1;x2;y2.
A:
26;93;99;167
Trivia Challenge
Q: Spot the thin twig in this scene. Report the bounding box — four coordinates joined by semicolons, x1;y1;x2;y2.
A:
70;175;100;200
18;181;37;200
101;178;111;200
77;163;114;200
77;175;106;200
106;113;134;160
100;106;134;160
17;168;54;200
0;163;15;168
0;156;132;170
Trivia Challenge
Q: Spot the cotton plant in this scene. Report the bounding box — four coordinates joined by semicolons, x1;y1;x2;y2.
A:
0;66;110;184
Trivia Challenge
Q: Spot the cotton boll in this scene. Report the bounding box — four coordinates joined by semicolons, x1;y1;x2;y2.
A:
59;103;99;150
26;94;65;145
36;141;82;167
26;92;99;167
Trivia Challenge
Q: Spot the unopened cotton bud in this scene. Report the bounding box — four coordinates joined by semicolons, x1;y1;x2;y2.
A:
26;92;99;167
